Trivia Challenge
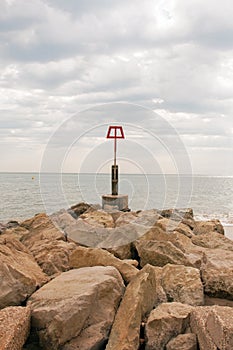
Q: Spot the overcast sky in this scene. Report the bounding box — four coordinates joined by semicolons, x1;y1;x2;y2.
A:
1;0;233;175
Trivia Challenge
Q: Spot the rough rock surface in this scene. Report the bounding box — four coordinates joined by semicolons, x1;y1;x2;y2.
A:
200;249;233;299
106;264;157;350
20;213;65;242
161;264;204;306
28;266;124;350
70;202;92;217
69;246;138;283
166;333;197;350
191;231;233;251
80;210;115;228
0;237;48;308
193;219;224;235
145;302;194;350
27;238;77;276
190;307;218;350
136;240;192;267
0;306;31;350
206;305;233;350
18;213;77;276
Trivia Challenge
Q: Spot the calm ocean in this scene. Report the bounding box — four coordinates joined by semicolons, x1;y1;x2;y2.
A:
1;173;233;231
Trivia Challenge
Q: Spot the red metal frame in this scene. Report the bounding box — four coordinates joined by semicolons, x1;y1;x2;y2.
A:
106;126;125;139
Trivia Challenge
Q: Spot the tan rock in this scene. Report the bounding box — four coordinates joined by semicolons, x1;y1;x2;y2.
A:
107;243;133;260
80;210;115;228
27;238;77;276
158;218;193;238
0;237;48;308
206;305;233;350
193;219;224;235
190;307;217;350
200;249;233;299
160;208;194;221
28;266;124;350
145;302;194;350
66;218;111;247
135;240;192;267
20;213;65;242
18;212;78;276
166;333;197;350
69;246;138;283
106;264;157;350
191;231;233;251
70;202;92;217
114;211;138;227
161;264;204;306
0;306;31;350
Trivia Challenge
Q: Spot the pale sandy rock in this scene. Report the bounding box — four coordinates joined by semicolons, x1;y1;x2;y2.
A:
106;264;157;350
114;211;138;227
98;223;147;248
27;238;77;276
28;266;124;350
69;246;138;283
206;305;233;350
145;302;194;350
50;209;77;230
1;226;29;241
160;208;194;221
152;266;168;306
191;231;233;251
123;259;139;267
200;249;233;299
0;237;48;308
107;243;133;260
133;209;162;227
136;240;192;267
157;218;193;238
19;212;77;276
161;264;204;306
80;210;115;228
0;306;31;350
66;219;111;247
190;307;217;350
193;219;224;235
20;213;65;242
166;333;197;350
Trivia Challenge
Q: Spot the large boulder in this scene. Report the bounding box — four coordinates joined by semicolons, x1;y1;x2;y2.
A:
161;264;204;306
106;264;157;350
19;213;77;276
145;302;194;350
190;307;218;350
206;305;233;350
28;266;124;350
0;306;31;350
69;246;138;283
135;240;192;267
191;231;233;251
0;237;48;308
200;249;233;299
166;333;197;350
20;213;65;242
27;238;77;276
193;219;224;235
80;210;115;228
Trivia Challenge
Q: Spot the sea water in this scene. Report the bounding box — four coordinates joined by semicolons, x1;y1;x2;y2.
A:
1;173;233;238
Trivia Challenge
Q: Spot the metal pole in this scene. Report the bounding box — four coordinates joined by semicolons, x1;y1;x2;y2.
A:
112;127;118;195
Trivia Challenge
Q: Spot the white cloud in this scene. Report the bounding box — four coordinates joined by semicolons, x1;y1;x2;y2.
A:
0;0;233;175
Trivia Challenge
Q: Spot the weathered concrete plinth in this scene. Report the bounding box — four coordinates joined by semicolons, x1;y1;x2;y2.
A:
102;194;129;211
